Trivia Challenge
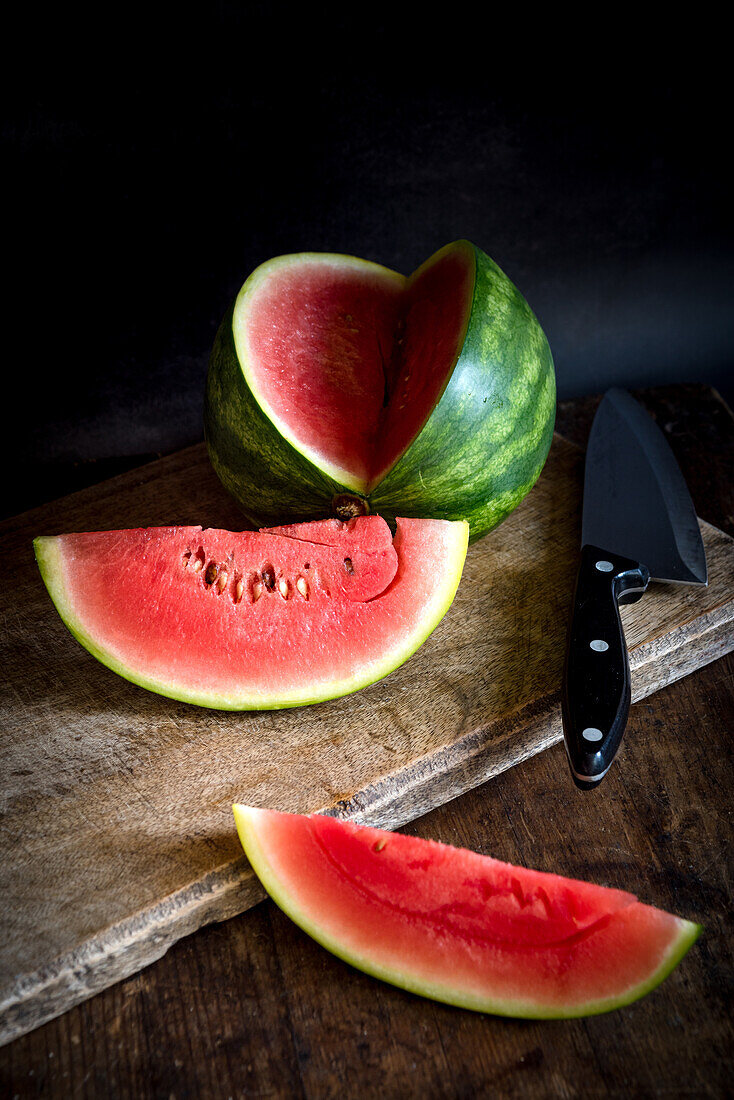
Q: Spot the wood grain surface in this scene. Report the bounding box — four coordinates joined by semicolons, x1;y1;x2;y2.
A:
1;397;734;1054
0;385;732;1098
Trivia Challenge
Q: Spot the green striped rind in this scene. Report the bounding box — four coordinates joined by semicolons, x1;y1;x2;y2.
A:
370;242;556;542
205;301;346;529
233;806;702;1019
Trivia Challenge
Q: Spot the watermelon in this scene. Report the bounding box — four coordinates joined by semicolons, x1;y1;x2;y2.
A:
34;515;468;710
205;240;555;543
233;806;701;1018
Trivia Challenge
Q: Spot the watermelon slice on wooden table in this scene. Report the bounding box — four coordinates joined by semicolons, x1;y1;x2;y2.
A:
233;806;701;1019
34;515;468;709
205;239;556;542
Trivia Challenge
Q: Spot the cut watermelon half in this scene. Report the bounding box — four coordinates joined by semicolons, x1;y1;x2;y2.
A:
205;239;556;542
34;516;468;710
235;243;474;493
233;806;701;1018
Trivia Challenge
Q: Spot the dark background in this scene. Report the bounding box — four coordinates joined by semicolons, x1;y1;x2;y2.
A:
4;12;733;519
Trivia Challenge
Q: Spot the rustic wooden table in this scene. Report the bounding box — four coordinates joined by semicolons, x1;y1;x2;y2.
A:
1;385;732;1099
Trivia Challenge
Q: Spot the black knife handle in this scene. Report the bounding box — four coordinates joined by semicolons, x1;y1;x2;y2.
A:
562;544;650;790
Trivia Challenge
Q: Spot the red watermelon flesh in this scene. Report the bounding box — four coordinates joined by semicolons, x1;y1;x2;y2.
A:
233;806;701;1018
34;516;468;710
239;244;474;490
264;514;394;552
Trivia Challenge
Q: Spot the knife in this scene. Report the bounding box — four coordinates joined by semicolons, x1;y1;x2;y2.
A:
561;388;707;790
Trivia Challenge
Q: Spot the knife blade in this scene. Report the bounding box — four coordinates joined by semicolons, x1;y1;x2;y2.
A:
561;388;707;790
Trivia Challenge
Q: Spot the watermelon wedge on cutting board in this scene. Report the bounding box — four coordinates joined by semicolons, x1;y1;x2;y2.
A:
34;515;468;709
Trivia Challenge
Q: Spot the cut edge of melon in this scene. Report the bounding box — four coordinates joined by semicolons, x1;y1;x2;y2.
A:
233;243;477;496
364;239;477;493
232;805;702;1019
234;251;406;495
33;518;468;711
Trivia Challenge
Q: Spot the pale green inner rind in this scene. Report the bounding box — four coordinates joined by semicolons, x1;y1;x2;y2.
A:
34;521;468;712
233;806;701;1019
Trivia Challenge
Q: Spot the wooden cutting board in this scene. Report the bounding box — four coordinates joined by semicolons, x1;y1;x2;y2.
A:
1;433;733;1045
